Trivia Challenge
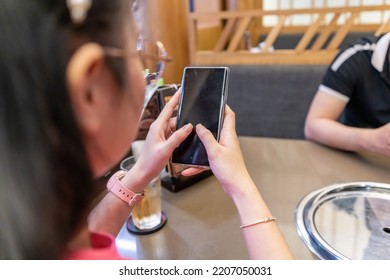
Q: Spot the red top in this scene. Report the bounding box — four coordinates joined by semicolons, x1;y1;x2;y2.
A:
63;232;127;260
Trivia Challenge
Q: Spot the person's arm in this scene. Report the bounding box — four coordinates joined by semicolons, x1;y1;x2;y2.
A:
229;177;293;260
183;106;293;259
304;90;390;156
88;90;193;236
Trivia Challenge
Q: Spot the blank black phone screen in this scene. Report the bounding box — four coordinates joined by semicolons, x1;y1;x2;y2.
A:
172;67;229;166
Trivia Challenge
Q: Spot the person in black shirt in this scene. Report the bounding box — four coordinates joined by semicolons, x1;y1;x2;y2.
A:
305;32;390;156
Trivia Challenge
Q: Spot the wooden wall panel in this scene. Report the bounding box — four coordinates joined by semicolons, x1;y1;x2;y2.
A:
141;0;189;84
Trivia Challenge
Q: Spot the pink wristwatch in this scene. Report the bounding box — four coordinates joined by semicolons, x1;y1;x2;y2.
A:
107;170;144;207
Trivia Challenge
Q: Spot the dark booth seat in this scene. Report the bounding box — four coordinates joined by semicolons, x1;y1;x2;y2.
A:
227;64;327;139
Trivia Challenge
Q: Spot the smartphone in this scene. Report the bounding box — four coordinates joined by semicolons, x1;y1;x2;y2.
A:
171;66;229;167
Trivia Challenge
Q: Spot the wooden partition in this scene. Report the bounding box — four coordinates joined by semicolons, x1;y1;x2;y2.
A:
141;0;189;83
188;5;390;65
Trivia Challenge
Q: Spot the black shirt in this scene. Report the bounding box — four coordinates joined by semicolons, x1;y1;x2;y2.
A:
320;32;390;128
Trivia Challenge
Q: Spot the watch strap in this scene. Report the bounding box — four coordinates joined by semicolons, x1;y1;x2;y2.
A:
107;170;144;207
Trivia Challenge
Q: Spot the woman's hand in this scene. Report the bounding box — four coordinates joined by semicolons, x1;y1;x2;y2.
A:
89;90;191;235
182;106;252;197
131;89;193;184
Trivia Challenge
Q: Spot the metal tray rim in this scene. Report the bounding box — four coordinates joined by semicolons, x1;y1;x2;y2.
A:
295;181;390;260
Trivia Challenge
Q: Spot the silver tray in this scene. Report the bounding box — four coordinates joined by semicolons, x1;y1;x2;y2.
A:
295;182;390;260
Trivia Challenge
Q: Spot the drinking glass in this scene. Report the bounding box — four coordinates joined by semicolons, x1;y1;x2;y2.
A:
121;143;167;234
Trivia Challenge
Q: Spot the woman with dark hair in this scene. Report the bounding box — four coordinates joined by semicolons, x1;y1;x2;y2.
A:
0;0;293;260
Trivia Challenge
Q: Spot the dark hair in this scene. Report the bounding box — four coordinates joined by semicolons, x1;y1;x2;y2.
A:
0;0;129;259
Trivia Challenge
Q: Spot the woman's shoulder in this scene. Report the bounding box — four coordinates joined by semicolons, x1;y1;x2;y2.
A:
63;231;129;260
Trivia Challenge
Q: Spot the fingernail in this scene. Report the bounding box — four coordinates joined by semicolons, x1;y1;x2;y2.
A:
196;124;204;131
183;123;193;131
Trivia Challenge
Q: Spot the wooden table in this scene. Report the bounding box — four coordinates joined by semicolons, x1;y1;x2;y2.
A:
115;136;390;259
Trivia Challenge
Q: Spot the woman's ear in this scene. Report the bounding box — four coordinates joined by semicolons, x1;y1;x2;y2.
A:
66;43;106;135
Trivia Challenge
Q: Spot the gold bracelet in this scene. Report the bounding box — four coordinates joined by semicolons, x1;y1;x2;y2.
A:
240;216;277;229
